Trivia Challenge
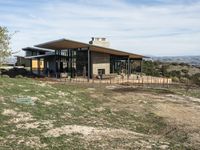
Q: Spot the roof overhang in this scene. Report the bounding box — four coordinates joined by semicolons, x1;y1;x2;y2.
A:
25;53;66;59
22;47;54;52
35;38;144;59
35;39;88;50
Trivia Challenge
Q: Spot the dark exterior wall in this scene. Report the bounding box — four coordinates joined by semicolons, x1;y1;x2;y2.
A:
76;51;88;76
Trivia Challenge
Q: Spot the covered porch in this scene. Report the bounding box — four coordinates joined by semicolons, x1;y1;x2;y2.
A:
33;38;144;80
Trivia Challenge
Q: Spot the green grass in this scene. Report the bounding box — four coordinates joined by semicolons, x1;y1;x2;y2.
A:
0;77;195;149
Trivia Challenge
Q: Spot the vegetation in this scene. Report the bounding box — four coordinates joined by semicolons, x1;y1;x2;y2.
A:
0;26;11;67
0;78;200;149
143;60;200;86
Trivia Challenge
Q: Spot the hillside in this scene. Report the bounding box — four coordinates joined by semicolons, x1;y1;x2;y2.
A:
151;56;200;67
142;60;200;85
1;78;200;149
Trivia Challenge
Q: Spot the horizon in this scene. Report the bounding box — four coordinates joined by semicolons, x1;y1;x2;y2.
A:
1;0;200;56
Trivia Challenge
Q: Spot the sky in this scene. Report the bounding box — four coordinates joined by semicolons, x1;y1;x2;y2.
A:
0;0;200;56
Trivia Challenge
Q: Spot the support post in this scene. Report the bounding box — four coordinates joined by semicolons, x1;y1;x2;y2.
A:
67;49;69;75
87;48;90;82
30;51;33;75
55;50;58;78
37;58;40;76
30;59;32;74
70;49;73;78
140;59;143;74
128;57;130;80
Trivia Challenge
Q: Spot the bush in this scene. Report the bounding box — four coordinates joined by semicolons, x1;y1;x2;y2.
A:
172;77;179;82
181;69;189;74
180;77;188;83
1;75;10;78
190;73;200;86
171;62;179;66
169;70;181;78
15;75;24;78
142;61;160;77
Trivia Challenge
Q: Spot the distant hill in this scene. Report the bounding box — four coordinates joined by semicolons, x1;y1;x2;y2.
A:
149;56;200;67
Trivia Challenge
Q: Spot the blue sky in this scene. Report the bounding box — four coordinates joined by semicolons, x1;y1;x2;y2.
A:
0;0;200;56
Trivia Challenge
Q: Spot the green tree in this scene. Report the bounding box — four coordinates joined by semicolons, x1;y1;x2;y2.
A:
142;61;160;77
0;26;11;67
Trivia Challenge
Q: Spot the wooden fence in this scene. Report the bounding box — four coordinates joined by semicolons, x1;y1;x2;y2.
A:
60;75;172;86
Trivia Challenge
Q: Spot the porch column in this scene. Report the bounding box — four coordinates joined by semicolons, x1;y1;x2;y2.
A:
87;48;90;82
58;50;61;77
30;51;33;75
70;49;73;78
67;49;69;75
128;57;130;79
30;59;32;74
55;50;58;78
140;59;143;73
37;58;40;76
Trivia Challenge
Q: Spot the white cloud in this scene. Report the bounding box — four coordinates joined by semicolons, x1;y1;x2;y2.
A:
0;0;200;56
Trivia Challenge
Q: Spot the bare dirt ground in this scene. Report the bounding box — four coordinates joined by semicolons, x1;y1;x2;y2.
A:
102;86;200;149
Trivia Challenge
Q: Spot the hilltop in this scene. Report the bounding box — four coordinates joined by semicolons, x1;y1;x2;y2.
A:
151;56;200;67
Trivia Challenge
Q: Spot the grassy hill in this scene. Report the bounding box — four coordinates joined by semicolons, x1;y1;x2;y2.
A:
1;77;200;149
143;60;200;85
151;56;200;67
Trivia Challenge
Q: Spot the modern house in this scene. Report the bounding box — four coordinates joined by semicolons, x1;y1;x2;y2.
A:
23;38;144;80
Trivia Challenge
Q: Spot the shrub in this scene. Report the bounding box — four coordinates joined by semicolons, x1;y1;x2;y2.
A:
1;75;10;78
171;62;179;66
15;75;24;78
181;69;189;74
172;77;179;82
190;73;200;86
169;70;181;78
180;77;188;83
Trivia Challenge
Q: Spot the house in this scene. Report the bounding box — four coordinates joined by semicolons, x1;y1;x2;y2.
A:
23;37;144;79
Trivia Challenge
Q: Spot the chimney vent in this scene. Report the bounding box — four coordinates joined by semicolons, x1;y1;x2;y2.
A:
89;37;110;48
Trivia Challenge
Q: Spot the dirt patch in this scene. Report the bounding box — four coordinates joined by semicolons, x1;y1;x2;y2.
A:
24;89;31;92
10;112;34;123
44;101;54;105
43;125;146;139
17;136;47;148
2;109;17;116
0;96;4;102
92;107;105;112
165;94;200;104
43;125;171;149
154;103;200;129
2;109;35;123
57;91;70;97
16;120;54;129
37;82;47;87
112;86;174;94
106;85;119;90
